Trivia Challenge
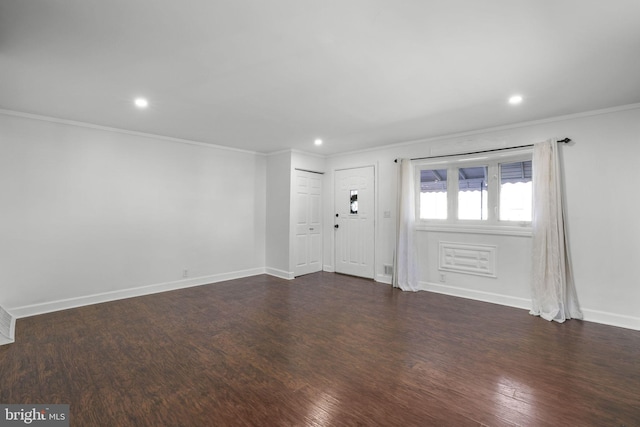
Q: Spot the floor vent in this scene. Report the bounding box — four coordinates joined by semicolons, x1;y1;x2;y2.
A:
0;305;16;346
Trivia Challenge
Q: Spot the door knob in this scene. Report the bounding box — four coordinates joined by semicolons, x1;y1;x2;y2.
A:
334;224;339;229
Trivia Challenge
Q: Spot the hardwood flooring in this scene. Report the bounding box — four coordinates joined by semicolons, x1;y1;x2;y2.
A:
1;272;638;426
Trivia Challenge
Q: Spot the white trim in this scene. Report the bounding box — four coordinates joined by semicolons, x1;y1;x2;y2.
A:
265;267;295;280
0;305;16;346
322;264;335;273
333;163;378;172
581;308;640;331
419;281;532;310
0;108;262;156
266;148;294;156
7;269;638;331
375;274;392;285
416;225;532;237
267;148;326;158
4;103;639;159
327;102;640;159
9;268;266;319
290;148;326;159
418;282;640;331
439;242;497;278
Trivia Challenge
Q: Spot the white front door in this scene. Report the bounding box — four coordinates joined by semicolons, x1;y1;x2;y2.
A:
293;170;323;277
334;166;374;278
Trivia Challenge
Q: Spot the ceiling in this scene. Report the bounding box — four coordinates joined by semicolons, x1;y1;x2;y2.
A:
1;1;639;155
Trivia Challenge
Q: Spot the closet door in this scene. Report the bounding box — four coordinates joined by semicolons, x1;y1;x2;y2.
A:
293;170;322;277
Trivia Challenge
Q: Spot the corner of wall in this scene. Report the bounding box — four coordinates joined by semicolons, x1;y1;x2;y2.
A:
265;268;295;280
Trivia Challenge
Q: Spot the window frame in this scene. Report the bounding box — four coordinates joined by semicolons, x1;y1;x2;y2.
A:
414;148;533;236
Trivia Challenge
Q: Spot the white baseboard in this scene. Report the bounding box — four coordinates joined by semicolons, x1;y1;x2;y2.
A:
375;274;392;285
322;265;335;273
419;281;640;331
0;305;16;345
10;271;638;332
9;267;266;319
265;267;294;280
581;308;640;331
418;281;532;310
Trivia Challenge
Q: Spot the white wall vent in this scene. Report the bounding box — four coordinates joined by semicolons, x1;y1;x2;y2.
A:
439;241;497;278
384;264;394;275
0;305;16;345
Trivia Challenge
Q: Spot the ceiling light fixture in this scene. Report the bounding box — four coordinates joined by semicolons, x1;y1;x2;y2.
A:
314;138;323;146
134;97;149;108
508;95;523;105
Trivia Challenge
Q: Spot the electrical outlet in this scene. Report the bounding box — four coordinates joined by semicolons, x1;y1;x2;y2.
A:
183;269;188;278
439;272;446;282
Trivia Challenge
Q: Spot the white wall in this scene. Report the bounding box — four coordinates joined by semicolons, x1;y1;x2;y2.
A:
324;105;640;330
265;150;326;278
2;105;638;330
265;151;292;277
0;112;266;316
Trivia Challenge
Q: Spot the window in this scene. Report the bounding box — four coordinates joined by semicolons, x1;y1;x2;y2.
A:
500;160;532;222
419;169;447;219
457;166;488;220
350;190;358;214
416;149;532;229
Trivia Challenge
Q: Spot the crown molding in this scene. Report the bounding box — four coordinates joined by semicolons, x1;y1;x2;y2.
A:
327;102;640;159
0;108;263;156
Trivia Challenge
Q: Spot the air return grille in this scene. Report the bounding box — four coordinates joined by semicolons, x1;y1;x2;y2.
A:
439;241;497;278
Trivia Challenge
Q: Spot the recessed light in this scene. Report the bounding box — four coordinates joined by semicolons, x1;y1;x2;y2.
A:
314;139;323;146
508;95;523;105
134;97;149;108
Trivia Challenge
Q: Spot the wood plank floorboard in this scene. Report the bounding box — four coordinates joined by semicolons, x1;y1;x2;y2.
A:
1;272;638;426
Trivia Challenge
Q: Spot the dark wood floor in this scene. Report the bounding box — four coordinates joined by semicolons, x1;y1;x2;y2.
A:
1;272;638;426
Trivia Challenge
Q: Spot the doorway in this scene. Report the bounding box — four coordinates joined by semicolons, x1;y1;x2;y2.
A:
334;166;375;278
293;170;323;277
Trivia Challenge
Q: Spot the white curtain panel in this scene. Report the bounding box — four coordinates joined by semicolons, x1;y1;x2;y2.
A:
530;140;583;322
393;159;419;291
